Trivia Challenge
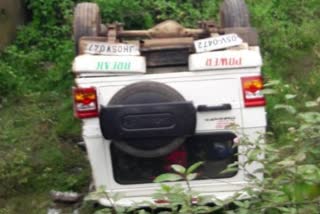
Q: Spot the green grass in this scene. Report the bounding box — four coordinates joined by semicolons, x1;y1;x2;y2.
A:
0;192;50;214
0;92;90;198
0;0;320;212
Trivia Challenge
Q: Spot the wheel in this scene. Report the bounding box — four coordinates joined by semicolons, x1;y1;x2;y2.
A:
73;2;101;54
114;138;186;158
220;0;258;45
104;81;194;158
220;0;251;28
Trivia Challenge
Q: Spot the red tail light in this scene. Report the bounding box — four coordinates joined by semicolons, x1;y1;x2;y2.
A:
73;87;98;118
241;76;266;107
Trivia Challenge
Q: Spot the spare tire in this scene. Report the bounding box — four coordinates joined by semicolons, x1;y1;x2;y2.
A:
220;0;251;27
73;2;101;54
103;81;195;158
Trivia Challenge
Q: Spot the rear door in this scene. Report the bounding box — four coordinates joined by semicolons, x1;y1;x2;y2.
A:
96;71;244;186
97;72;243;132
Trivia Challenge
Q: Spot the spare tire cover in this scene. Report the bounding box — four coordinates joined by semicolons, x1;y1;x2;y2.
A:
107;81;192;158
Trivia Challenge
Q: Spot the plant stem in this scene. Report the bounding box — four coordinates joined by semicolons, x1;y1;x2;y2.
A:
104;191;117;214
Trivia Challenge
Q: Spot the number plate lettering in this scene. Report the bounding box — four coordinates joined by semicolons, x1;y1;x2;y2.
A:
194;34;243;53
85;42;140;56
73;55;146;74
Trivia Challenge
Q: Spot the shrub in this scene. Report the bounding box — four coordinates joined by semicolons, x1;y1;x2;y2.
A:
1;0;320;212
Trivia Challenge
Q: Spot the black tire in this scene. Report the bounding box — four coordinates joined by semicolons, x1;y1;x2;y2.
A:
73;2;101;54
113;138;186;159
108;81;188;158
220;0;251;28
108;81;185;105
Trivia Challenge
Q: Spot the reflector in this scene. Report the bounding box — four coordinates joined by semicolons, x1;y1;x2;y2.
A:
73;87;98;118
241;76;266;107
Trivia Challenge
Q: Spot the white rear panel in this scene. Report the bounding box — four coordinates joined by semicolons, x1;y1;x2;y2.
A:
76;67;266;201
189;49;262;71
96;76;242;132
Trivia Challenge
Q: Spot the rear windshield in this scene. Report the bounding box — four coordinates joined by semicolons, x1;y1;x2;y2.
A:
111;132;238;185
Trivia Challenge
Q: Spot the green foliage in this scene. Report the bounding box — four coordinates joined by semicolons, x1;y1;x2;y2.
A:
225;83;320;213
151;162;214;213
85;186;127;214
0;94;88;197
154;162;203;184
0;0;88;199
247;0;320;87
0;148;32;194
149;83;320;213
1;0;320;212
84;162;205;213
0;0;76;98
94;0;219;28
0;192;50;213
0;61;20;96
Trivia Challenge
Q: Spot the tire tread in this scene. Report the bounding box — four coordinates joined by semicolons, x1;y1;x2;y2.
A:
73;2;101;54
220;0;251;27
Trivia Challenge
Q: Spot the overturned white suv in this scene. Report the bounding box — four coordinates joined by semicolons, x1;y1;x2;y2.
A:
72;0;266;207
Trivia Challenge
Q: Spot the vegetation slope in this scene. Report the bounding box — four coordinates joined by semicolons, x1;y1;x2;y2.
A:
0;0;319;213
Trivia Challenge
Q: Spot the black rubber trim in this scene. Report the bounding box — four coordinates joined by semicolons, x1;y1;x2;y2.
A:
112;138;186;158
100;101;196;140
197;104;232;112
102;81;196;158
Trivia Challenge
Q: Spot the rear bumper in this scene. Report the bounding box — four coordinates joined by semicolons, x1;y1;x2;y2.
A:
98;191;249;207
81;124;265;198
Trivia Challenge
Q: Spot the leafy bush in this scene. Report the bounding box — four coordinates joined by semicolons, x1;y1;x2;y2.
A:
0;0;86;198
95;0;219;28
0;94;88;197
223;82;320;213
1;0;320;212
0;148;32;195
0;61;20;97
247;0;320;85
86;82;320;213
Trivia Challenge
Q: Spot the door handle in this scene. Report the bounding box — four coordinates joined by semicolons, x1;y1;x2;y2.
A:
197;104;232;112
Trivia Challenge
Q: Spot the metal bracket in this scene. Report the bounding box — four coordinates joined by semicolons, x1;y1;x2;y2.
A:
106;24;116;43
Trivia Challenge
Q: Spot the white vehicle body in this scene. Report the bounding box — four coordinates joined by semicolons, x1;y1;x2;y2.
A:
72;45;266;206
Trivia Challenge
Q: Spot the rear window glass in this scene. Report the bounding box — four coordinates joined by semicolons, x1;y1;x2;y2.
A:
111;132;238;185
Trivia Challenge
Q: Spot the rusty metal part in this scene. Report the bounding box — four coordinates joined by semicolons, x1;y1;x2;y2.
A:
147;20;207;38
140;38;194;66
121;20;205;38
77;21;259;68
106;23;118;43
141;37;194;49
79;37;195;56
198;20;218;34
101;20;213;39
78;26;258;55
142;47;190;67
96;20;257;46
116;20;259;45
80;36;107;42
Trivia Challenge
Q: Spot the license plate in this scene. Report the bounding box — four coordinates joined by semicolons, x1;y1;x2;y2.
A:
189;50;262;71
73;55;146;74
84;42;140;56
194;34;243;53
